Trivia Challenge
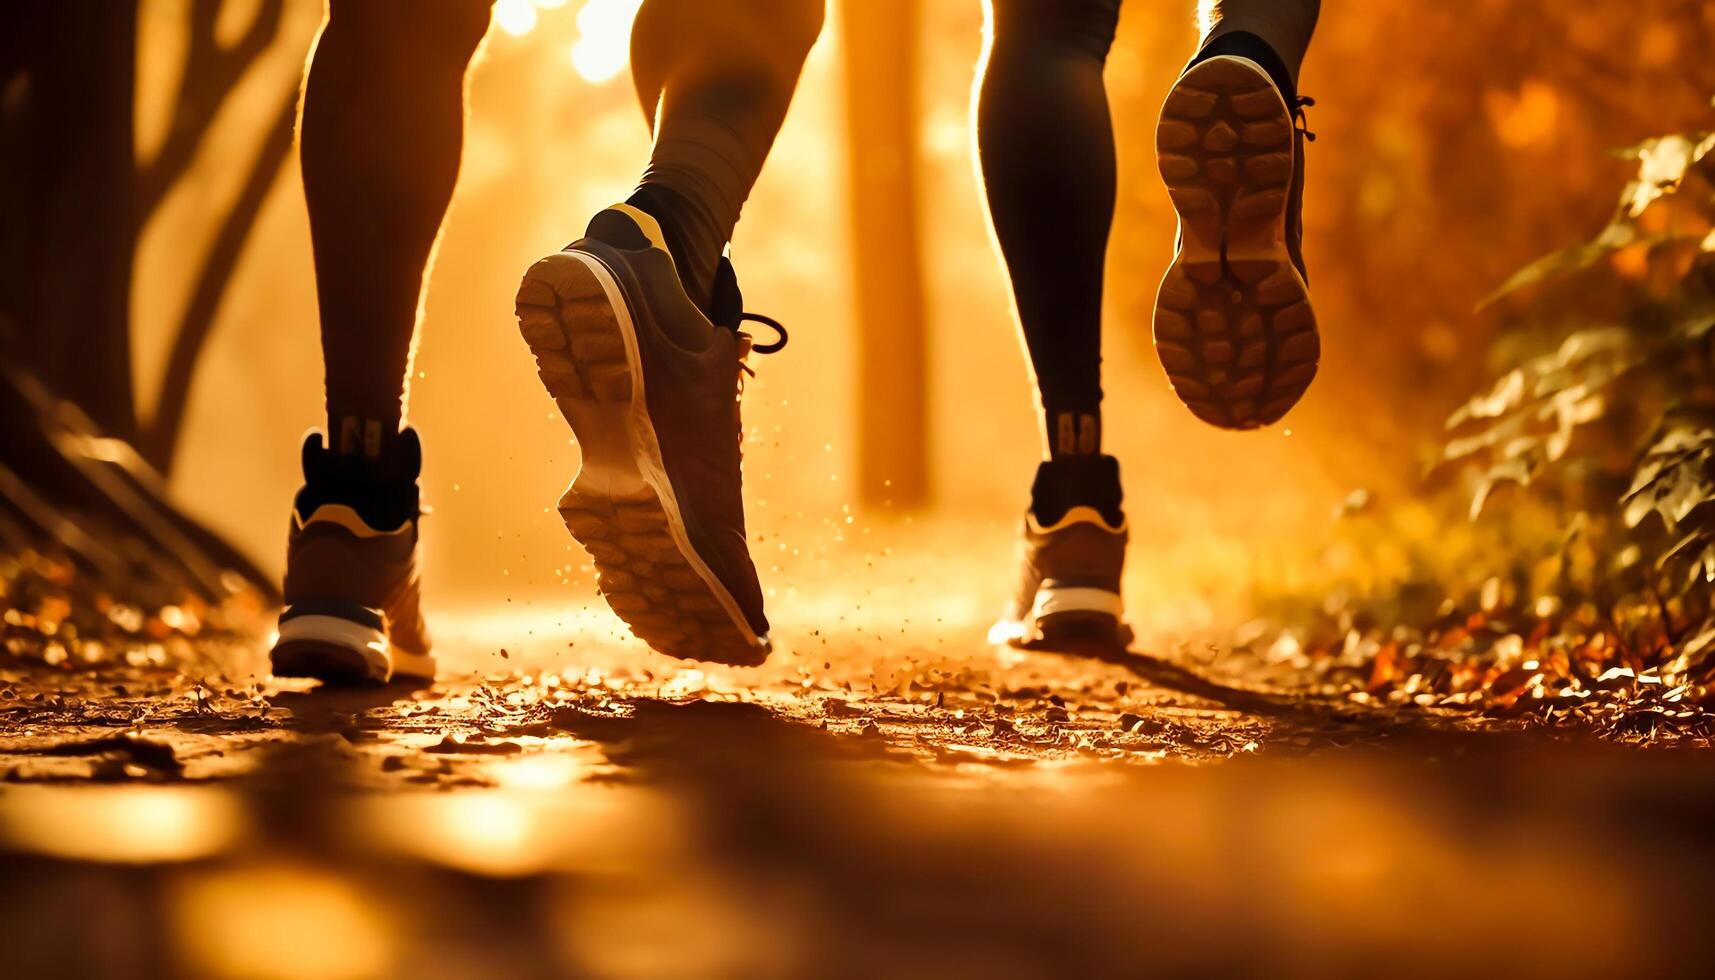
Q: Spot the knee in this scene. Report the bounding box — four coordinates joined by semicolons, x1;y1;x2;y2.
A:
988;0;1119;60
325;0;492;63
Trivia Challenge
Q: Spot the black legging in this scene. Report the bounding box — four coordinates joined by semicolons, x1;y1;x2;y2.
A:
978;0;1122;457
977;0;1319;457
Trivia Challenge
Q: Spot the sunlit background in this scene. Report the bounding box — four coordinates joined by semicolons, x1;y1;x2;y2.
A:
6;6;1712;974
128;0;1715;639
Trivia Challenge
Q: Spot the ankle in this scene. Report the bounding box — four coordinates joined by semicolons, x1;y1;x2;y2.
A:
300;426;422;529
328;413;402;460
1031;453;1123;527
1046;410;1102;459
625;183;719;311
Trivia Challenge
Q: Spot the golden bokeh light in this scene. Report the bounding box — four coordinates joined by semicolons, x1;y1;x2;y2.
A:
171;863;396;980
0;786;243;864
571;0;644;83
493;0;640;83
493;0;539;38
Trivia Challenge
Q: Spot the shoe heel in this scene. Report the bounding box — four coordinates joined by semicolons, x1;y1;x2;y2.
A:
516;251;634;404
272;613;390;684
1036;611;1132;650
517;251;649;495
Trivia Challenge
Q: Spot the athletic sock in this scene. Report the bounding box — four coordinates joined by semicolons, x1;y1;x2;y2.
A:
300;427;421;530
625;182;724;312
1030;453;1123;527
1190;30;1295;103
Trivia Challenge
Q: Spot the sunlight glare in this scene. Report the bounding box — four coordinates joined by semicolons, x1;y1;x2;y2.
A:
571;0;644;83
172;863;394;980
493;752;584;791
375;793;550;877
0;786;242;863
495;0;539;37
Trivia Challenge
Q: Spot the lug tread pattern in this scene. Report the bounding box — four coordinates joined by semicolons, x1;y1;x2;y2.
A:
1154;58;1320;430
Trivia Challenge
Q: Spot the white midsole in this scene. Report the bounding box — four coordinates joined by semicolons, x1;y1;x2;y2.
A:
1031;587;1124;620
274;615;388;676
564;248;768;651
988;588;1127;646
389;648;437;681
272;616;436;682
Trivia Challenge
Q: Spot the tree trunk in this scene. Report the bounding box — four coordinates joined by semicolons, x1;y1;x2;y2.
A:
840;0;930;509
0;1;139;440
0;1;278;603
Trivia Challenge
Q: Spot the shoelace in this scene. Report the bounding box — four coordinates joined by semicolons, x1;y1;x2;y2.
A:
741;311;788;355
733;312;788;443
735;311;788;383
1293;95;1317;142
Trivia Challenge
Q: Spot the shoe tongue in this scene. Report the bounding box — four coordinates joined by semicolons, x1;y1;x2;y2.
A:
1031;455;1123;527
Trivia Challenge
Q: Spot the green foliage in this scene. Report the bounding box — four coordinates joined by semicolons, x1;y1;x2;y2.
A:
1479;129;1715;308
1238;100;1715;734
1626;412;1715;590
1426;98;1715;696
1447;105;1715;535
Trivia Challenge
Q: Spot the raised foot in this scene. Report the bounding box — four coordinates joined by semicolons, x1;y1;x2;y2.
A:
1155;55;1316;430
516;250;769;667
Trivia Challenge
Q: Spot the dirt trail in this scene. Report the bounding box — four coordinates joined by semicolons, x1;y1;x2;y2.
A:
0;600;1501;788
7;595;1715;977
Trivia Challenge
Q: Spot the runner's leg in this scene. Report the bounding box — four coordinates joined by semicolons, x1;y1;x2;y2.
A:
624;0;825;310
976;0;1122;458
300;0;492;457
509;0;823;665
1196;0;1319;91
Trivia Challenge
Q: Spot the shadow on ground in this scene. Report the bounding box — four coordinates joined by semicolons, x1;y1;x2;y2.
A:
2;615;1713;977
5;684;1715;977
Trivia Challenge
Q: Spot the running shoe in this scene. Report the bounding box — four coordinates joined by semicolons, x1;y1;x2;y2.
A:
271;429;435;684
1154;47;1319;429
514;204;780;666
990;455;1132;650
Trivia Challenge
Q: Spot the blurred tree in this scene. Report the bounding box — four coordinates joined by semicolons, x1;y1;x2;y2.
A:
842;0;929;508
0;0;290;602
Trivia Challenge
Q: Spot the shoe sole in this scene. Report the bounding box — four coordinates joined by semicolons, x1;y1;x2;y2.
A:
991;612;1134;652
271;614;436;685
1036;611;1134;651
515;250;771;667
1154;54;1319;430
991;587;1134;651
